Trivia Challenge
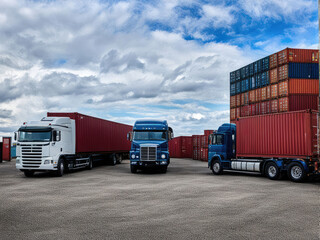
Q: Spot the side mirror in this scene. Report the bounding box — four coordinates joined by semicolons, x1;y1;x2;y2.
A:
127;132;133;141
170;132;174;140
14;132;17;141
53;131;61;142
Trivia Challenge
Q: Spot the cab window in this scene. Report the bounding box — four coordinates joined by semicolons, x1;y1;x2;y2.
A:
213;134;224;145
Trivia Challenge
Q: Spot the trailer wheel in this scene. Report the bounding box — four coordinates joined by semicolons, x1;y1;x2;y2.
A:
265;162;281;180
56;159;65;177
130;165;137;173
287;163;306;182
111;155;117;166
24;170;34;177
116;154;122;164
212;160;223;175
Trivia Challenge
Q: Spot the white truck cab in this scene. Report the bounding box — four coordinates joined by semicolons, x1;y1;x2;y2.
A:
15;117;76;177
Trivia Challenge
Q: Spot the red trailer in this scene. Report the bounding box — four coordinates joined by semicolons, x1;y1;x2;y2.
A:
0;137;11;162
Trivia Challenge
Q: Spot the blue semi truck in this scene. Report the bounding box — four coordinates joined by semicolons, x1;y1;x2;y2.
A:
208;114;320;182
128;120;173;173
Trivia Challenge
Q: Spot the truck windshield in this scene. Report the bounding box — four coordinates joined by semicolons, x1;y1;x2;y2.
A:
19;131;52;142
133;131;167;141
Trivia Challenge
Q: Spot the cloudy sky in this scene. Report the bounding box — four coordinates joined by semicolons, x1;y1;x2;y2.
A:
0;0;318;137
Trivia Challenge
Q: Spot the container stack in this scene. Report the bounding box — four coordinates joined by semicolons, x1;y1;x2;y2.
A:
192;130;214;161
230;48;319;122
169;136;192;158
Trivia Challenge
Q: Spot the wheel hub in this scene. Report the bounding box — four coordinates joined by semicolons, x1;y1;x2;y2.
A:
291;166;302;179
268;166;277;177
213;163;220;172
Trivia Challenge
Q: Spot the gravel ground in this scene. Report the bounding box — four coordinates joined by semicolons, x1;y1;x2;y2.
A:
0;158;319;240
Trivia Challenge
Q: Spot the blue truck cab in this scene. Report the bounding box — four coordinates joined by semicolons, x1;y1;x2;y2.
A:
128;120;173;173
208;123;315;182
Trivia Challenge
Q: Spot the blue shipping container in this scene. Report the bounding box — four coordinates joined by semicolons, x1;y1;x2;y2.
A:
236;82;241;94
230;83;236;96
236;70;241;81
11;146;16;158
255;74;261;88
230;71;236;83
249;63;254;76
245;65;249;78
251;76;255;89
289;63;319;79
240;67;246;79
261;71;269;86
262;57;269;71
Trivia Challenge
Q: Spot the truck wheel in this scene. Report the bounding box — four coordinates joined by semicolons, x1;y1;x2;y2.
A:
56;159;65;177
111;155;117;166
86;158;93;170
130;165;137;173
265;162;281;180
24;170;34;177
212;160;223;175
287;163;306;182
116;154;122;164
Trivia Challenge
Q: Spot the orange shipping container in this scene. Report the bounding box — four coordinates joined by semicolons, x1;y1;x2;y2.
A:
266;85;271;99
261;87;266;101
249;90;255;103
289;79;319;95
241;92;249;106
236;94;241;107
255;88;261;102
278;64;288;81
278;81;288;96
230;108;236;120
271;84;278;98
279;97;288;112
278;48;319;65
230;96;236;108
269;53;277;69
236;107;240;118
270;68;278;83
271;99;278;113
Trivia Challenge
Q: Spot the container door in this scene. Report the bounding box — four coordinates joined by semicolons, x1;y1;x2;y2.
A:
2;137;11;161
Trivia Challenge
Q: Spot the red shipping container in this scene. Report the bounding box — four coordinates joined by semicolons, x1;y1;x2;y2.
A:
201;135;208;148
255;88;261;102
169;136;192;158
230;109;236;120
278;48;319;65
270;68;278;83
241;105;250;117
278;95;318;112
249;104;255;116
271;99;278;113
269;53;277;69
255;103;261;115
204;130;214;136
230;96;236;108
271;84;278;99
2;137;11;161
288;79;319;95
200;148;208;161
249;90;255;103
193;147;201;160
192;135;201;148
236;94;241;107
47;112;132;154
241;92;249;106
236;107;241;118
236;110;319;158
260;101;271;115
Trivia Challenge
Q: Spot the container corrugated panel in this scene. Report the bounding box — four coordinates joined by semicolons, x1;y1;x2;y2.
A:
261;87;266;101
236;107;241;118
241;105;250;117
245;65;250;78
261;71;269;86
270;68;278;83
288;63;319;79
255;88;261;102
181;136;193;158
278;97;288;112
249;63;254;76
230;83;236;96
230;71;236;83
255;74;261;88
200;148;208;161
278;48;319;65
240;67;246;79
192;135;202;148
271;99;278;113
230;109;236;120
249;104;255;116
236;94;241;107
269;53;277;69
169;137;181;158
266;85;271;99
278;64;288;81
260;101;271;115
241;92;249;106
249;90;255;103
271;84;278;99
288;79;319;95
230;96;236;108
262;57;269;71
278;81;288;96
250;76;255;89
236;110;318;158
236;70;241;81
204;130;214;136
47;112;132;154
236;82;241;94
287;95;319;111
255;103;261;115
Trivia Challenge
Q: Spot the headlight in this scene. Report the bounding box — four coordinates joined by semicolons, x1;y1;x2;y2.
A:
161;154;166;159
131;154;135;159
44;160;50;164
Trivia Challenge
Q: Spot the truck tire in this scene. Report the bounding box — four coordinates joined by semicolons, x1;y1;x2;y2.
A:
111;155;117;166
86;157;93;170
56;159;65;177
130;165;137;173
212;160;223;175
116;154;122;164
265;162;281;180
287;162;306;182
24;170;34;177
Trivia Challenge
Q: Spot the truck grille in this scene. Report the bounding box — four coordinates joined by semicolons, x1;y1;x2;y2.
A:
21;145;42;168
140;146;157;161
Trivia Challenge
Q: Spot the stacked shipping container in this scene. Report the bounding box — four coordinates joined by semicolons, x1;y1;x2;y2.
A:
192;130;214;161
169;136;192;158
230;48;319;121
